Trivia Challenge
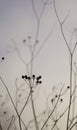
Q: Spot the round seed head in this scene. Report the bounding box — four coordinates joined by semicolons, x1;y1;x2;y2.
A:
32;75;35;79
25;75;28;79
55;95;58;98
67;86;70;89
39;81;42;84
27;77;31;80
60;99;63;102
22;75;25;79
2;57;5;60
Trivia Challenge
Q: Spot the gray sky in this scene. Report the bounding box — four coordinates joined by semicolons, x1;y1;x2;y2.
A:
0;0;77;81
0;0;77;96
0;0;77;90
0;0;77;129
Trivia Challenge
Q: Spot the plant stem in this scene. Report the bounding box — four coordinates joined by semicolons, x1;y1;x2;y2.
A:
31;91;39;130
66;54;73;130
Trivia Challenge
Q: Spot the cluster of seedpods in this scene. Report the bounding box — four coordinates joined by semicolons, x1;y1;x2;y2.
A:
22;74;42;85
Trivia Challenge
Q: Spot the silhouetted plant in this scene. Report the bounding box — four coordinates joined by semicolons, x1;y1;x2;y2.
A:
1;0;77;130
53;0;77;130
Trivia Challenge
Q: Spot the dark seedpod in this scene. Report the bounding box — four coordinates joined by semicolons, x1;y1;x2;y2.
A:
22;75;25;79
36;80;39;84
51;99;54;102
27;77;31;80
32;75;35;80
55;95;58;98
38;81;42;84
2;57;5;60
67;86;70;89
60;99;63;102
37;76;42;80
25;75;28;79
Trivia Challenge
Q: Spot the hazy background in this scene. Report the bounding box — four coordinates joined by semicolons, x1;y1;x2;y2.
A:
0;0;77;89
0;0;77;129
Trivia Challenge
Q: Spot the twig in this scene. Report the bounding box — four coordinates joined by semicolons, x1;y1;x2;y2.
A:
68;122;77;130
41;85;64;130
7;115;14;130
0;77;22;130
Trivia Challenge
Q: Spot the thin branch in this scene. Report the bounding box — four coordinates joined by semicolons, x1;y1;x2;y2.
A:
68;116;77;130
61;11;69;25
51;114;60;130
72;42;77;55
29;82;39;130
11;39;26;66
41;85;64;130
68;122;77;130
31;0;39;21
53;0;71;54
0;77;22;130
0;77;19;116
41;0;53;5
51;96;77;130
0;122;3;130
20;92;31;116
28;24;55;66
39;1;46;20
7;115;14;130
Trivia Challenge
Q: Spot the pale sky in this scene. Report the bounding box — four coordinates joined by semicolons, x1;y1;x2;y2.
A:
0;0;77;83
0;0;77;129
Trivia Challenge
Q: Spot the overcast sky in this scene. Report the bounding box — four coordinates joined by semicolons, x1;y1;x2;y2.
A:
0;0;77;94
0;0;77;128
0;0;77;79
